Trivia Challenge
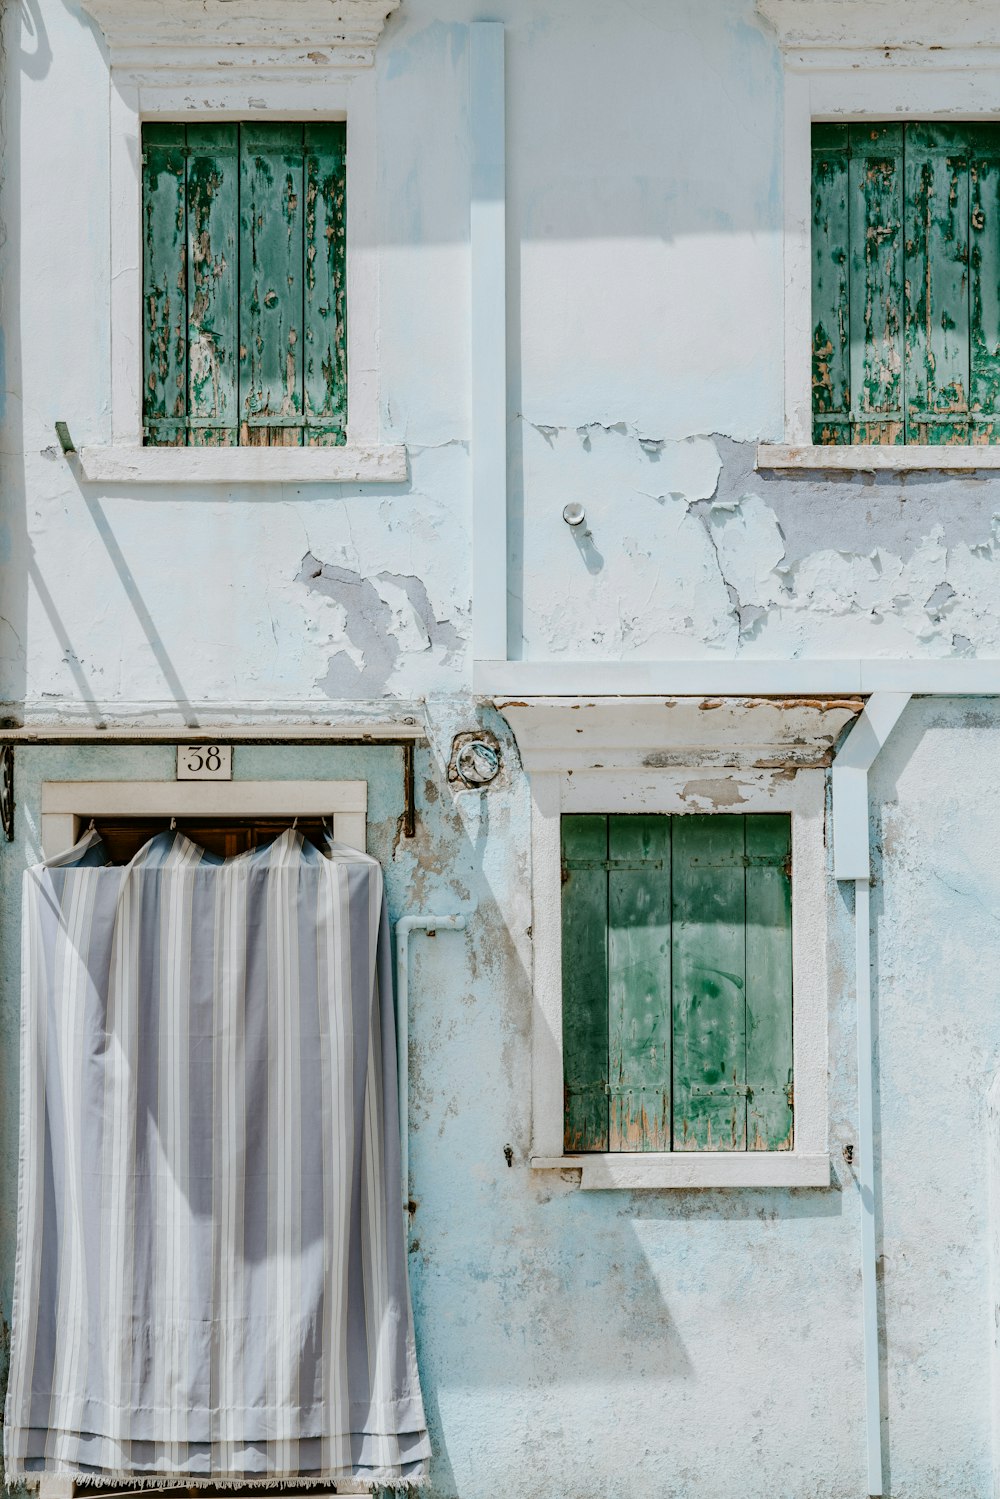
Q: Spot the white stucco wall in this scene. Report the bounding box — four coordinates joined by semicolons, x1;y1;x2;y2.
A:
2;2;1000;1496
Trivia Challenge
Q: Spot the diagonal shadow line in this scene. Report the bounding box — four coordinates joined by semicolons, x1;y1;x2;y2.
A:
27;557;106;725
77;487;199;726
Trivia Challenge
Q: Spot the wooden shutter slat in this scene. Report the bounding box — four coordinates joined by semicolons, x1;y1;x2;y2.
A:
745;814;794;1152
142;124;188;447
187;123;239;447
812;124;852;444
970;125;1000;443
240;123;306;446
904;123;971;444
671;815;748;1152
607;816;671;1153
561;814;610;1153
849;124;905;444
304;122;348;447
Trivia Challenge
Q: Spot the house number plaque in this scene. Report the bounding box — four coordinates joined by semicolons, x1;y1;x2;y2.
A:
176;744;233;781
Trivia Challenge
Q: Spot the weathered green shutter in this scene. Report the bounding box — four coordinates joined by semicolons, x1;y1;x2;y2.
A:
142;124;188;446
240;123;305;446
745;815;793;1151
560;813;793;1154
850;124;905;444
970;126;1000;442
187;124;239;447
608;816;671;1152
904;124;970;443
142;122;347;447
304;123;348;446
672;816;748;1152
813;122;1000;445
561;814;610;1152
812;125;851;443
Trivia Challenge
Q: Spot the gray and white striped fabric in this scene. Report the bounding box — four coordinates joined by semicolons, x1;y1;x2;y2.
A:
5;828;429;1488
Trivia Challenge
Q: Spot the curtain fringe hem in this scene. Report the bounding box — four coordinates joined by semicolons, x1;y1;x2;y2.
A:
9;1472;429;1494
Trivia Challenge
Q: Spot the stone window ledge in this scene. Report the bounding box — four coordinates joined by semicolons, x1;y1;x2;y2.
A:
76;445;408;486
757;443;1000;473
531;1153;831;1190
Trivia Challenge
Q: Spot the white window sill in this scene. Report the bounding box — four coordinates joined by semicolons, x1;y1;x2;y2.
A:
757;443;1000;473
76;444;408;485
531;1152;831;1189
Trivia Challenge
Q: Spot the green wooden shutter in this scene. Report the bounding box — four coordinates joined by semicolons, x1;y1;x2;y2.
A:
811;125;851;444
608;816;671;1152
142;122;347;447
672;815;748;1152
304;123;348;446
970;126;1000;443
187;124;239;447
745;815;793;1151
850;124;905;445
813;121;1000;445
561;814;610;1152
560;813;793;1154
904;124;970;443
240;123;306;446
142;124;188;446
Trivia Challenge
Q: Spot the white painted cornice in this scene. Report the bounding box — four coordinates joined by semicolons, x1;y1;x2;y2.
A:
499;696;863;774
80;0;402;71
757;0;1000;53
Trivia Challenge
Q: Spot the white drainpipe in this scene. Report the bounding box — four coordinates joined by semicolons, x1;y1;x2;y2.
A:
395;914;469;1220
831;692;911;1498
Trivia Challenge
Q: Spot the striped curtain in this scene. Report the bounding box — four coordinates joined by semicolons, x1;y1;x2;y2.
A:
4;828;429;1488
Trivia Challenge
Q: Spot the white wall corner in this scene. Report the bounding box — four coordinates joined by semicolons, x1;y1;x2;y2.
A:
80;0;402;72
756;0;1000;54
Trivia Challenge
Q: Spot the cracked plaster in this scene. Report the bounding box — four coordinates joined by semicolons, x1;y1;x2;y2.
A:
521;425;1000;660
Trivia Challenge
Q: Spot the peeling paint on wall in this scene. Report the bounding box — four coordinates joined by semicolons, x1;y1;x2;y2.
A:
297;551;463;696
521;426;1000;660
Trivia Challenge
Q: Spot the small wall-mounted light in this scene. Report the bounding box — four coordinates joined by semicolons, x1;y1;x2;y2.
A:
54;422;76;455
562;502;586;528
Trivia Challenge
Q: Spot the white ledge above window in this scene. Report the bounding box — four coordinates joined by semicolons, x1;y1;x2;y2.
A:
80;0;402;72
531;1153;831;1190
757;0;1000;53
76;445;408;486
757;443;1000;473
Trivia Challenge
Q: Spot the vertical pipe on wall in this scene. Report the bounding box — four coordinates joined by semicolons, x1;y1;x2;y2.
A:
831;692;910;1498
470;21;508;663
854;875;881;1494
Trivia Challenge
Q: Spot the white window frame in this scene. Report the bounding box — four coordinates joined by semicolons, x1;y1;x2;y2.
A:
526;766;829;1189
75;26;405;484
757;11;1000;472
40;780;367;859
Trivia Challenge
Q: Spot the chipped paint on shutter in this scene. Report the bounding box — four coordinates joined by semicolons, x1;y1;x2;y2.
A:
561;814;794;1155
561;815;610;1153
970;125;1000;443
849;124;905;444
239;123;306;446
812;124;851;444
607;816;671;1152
813;121;1000;447
142;124;188;446
904;123;970;444
187;124;239;447
672;815;748;1153
745;815;794;1152
304;122;348;447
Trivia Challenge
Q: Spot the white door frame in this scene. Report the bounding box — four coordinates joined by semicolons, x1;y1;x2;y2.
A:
40;780;368;858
